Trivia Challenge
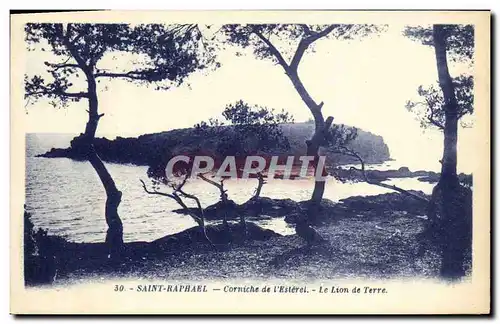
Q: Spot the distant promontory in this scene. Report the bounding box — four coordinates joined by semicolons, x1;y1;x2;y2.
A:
37;123;391;167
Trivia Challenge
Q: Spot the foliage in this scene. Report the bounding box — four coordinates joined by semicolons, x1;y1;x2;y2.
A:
24;209;70;285
146;100;294;187
24;209;67;258
194;100;294;157
220;23;384;190
459;174;473;189
405;75;474;129
24;209;37;258
24;23;217;108
326;124;358;150
404;24;474;130
403;24;474;62
221;24;386;68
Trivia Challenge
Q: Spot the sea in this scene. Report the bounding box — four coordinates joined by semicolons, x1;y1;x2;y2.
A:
25;133;440;243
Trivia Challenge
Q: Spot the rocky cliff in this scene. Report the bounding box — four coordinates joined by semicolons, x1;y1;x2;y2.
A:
38;123;391;167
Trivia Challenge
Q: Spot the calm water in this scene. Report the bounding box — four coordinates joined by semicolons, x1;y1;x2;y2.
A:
25;133;435;243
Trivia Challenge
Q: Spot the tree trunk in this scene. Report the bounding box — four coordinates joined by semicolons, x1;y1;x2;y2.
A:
81;75;124;256
253;172;265;199
433;25;459;184
286;69;329;204
307;140;325;203
428;25;471;279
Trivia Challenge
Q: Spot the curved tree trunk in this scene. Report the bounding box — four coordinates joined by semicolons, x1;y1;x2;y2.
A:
307;139;326;203
251;26;340;218
287;69;331;204
80;75;124;256
253;172;265;199
61;25;124;256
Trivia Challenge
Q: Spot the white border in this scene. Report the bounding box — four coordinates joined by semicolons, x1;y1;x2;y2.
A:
2;1;497;323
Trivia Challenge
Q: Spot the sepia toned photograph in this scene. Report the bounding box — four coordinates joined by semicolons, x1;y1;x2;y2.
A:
10;10;490;314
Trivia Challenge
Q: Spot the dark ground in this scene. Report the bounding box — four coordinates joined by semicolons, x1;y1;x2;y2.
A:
25;192;472;286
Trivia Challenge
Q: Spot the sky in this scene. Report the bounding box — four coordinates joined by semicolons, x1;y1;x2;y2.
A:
23;24;475;173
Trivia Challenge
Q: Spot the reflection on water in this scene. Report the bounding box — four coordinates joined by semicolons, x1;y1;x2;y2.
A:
25;134;435;243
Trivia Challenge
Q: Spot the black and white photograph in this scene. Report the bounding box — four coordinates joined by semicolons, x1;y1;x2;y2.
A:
9;10;491;314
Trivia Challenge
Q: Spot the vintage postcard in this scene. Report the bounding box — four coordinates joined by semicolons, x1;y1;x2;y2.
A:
10;10;490;314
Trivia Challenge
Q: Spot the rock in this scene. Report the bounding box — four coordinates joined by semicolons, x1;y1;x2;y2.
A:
418;175;441;183
204;199;239;220
284;213;304;224
330;166;444;183
24;255;57;285
151;222;281;251
37;123;391;168
173;196;302;220
338;191;429;215
295;222;326;245
172;199;240;220
176;192;430;227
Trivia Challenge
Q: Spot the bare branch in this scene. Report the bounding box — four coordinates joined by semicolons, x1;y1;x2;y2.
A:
95;71;152;80
253;172;266;198
334;147;430;203
177;188;203;213
46;62;81;70
199;173;229;202
172;174;189;193
140;179;175;199
140;179;204;225
198;174;224;191
26;88;89;99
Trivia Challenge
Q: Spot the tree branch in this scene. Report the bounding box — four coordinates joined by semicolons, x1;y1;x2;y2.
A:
48;63;80;70
63;24;90;73
198;174;224;191
253;172;266;199
307;115;334;152
310;25;341;40
140;179;203;225
334;147;430;203
427;105;445;129
177;188;204;213
95;71;151;80
140;179;175;199
89;48;107;70
252;28;290;70
171;174;189;193
428;116;445;129
45;57;81;71
408;100;445;130
289;25;338;71
198;174;228;201
26;88;89;99
63;91;88;98
300;24;313;35
68;26;85;45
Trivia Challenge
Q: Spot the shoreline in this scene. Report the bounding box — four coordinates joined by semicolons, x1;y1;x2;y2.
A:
33;123;391;168
25;190;473;285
